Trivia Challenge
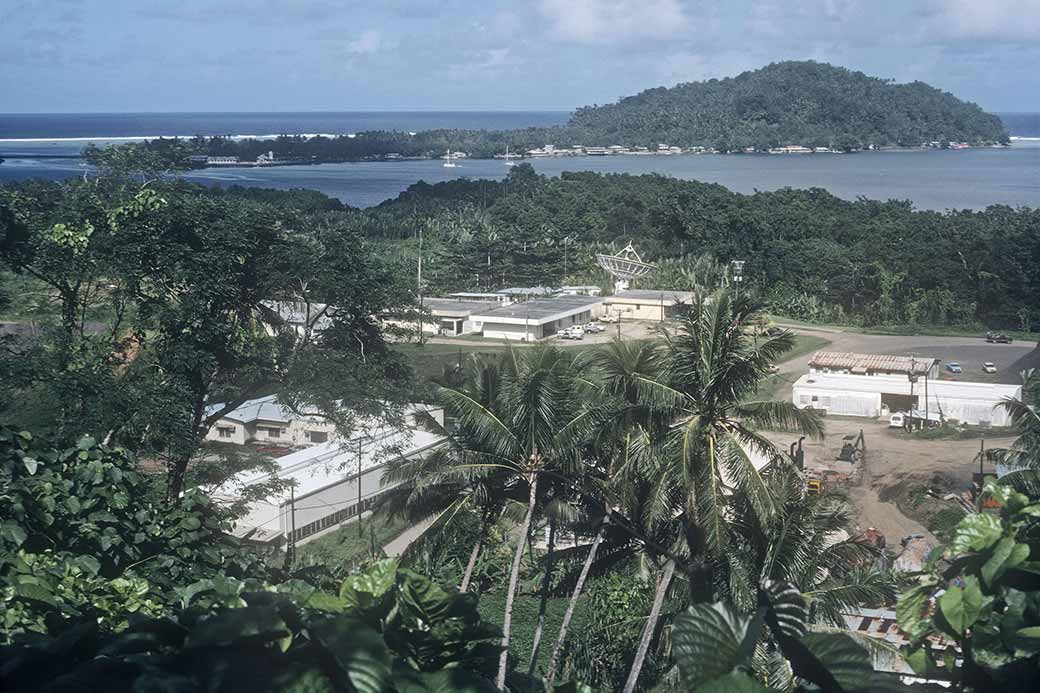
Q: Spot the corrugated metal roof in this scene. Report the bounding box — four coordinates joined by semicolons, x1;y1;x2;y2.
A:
606;289;696;303
810;351;936;375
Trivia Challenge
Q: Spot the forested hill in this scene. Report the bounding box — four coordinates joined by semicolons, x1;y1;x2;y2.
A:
568;61;1009;149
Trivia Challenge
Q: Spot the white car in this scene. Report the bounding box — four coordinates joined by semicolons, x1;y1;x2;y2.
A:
558;326;584;340
583;322;605;333
599;313;619;323
982;362;997;373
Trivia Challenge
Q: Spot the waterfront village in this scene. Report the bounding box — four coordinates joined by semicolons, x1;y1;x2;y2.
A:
188;139;993;168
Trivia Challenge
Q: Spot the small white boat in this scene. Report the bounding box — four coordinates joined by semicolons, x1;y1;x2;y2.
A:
443;149;458;168
505;146;517;166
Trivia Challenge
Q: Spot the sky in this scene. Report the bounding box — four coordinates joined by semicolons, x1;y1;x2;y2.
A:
2;0;1039;113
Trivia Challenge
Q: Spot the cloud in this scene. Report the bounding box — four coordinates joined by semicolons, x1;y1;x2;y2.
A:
444;47;520;81
926;0;1040;43
657;51;760;84
346;30;384;55
536;0;690;44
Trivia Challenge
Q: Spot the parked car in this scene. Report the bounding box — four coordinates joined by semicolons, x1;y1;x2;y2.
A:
558;326;584;340
583;322;605;333
599;313;619;324
982;362;997;373
986;332;1013;343
766;364;780;374
946;362;962;373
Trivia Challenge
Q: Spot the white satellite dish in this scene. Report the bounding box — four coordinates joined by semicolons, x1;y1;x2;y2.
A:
595;242;656;293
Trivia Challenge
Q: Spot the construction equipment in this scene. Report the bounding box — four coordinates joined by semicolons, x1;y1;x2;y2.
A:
806;478;823;495
837;430;866;463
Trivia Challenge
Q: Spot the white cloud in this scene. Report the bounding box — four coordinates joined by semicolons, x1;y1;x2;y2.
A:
445;47;520;80
927;0;1040;42
346;30;384;55
658;50;760;84
537;0;690;44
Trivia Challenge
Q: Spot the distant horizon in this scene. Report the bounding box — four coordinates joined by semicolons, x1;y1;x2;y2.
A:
1;109;1036;116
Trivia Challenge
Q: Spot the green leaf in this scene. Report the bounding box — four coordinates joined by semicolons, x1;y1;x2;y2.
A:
896;584;933;642
1;521;28;547
800;632;873;691
1015;627;1040;654
672;602;751;688
309;615;392;693
339;558;398;610
904;646;937;675
394;667;499;693
272;665;337;693
396;568;455;626
693;671;771;693
13;581;59;606
761;580;808;639
75;555;101;576
304;591;346;613
76;435;96;451
950;513;1003;555
982;537;1016;586
64;496;81;514
938;579;983;636
179;516;201;531
184;606;290;649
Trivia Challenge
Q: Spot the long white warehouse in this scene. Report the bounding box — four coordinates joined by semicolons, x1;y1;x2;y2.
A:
211;405;446;546
471;295;603;341
792;373;1021;427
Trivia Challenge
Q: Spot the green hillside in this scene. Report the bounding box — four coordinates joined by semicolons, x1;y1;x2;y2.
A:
568;61;1009;150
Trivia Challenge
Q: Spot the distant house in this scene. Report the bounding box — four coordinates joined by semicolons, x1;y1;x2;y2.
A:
205;156;240;165
471;295;604;341
204;395;338;447
603;289;696;321
559;285;602;296
808;351;939;379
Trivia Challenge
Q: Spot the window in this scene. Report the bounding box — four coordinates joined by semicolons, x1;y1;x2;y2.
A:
218;426;234;439
307;431;328;444
266;427;281;439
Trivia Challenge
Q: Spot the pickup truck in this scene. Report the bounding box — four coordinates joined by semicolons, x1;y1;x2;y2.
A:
558;326;584;340
985;332;1013;344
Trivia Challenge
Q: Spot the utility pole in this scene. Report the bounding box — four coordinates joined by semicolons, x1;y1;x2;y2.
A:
357;437;364;536
908;355;917;431
616;308;622;340
289;485;296;565
417;226;424;346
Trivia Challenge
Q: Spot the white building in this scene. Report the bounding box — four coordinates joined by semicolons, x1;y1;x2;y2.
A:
471;295;604;341
809;351;939;380
424;298;500;336
204;395;338;447
559;285;602;296
792;372;1021;426
603;289;696;321
212;405;446;546
447;292;511;304
205;156;240;165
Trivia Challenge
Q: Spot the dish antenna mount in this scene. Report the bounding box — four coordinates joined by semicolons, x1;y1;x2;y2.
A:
596;242;657;293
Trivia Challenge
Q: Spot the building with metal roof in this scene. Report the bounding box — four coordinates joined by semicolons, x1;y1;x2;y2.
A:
471;295;604;341
211;406;446;546
423;298;501;336
809;351;939;378
603;289;696;321
793;372;1020;426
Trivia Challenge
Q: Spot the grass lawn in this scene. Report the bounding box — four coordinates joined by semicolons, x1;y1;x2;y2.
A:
296;511;413;566
767;313;1040;341
476;590;591;675
750;334;831;401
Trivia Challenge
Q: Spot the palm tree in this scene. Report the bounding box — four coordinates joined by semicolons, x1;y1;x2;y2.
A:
989;368;1040;471
725;464;897;624
646;289;824;600
623;289;824;689
378;354;510;592
413;346;604;690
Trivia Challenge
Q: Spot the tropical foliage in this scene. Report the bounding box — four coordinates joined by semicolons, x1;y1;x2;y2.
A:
896;478;1040;690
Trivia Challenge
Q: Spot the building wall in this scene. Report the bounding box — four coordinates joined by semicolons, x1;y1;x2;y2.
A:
605;299;675;321
932;396;1012;427
483;321;541;341
794;386;882;417
205;417;337;447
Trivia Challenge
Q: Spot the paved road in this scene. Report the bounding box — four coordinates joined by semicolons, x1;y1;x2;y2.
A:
773;324;1039;399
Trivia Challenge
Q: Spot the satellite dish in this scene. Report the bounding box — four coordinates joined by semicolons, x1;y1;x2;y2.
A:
596;243;656;292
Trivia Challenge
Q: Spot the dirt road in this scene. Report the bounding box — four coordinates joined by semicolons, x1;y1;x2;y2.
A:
766;417;1015;546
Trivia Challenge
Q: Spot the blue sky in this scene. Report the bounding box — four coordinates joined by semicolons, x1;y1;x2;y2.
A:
2;0;1038;113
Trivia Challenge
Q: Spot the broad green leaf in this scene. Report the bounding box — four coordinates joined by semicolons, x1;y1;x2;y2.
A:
1;521;28;547
184;606;290;649
938;579;983;636
74;555;101;576
13;582;59;606
272;665;337;693
1015;627;1040;654
896;584;932;642
982;537;1017;586
396;568;455;626
304;591;347;613
694;671;770;693
904;646;936;675
761;580;808;639
394;667;499;693
309;615;392;693
950;513;1002;555
339;558;398;610
800;632;872;692
76;435;96;451
672;602;751;688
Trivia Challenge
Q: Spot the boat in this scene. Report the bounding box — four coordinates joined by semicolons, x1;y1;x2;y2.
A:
504;146;517;166
443;149;458;168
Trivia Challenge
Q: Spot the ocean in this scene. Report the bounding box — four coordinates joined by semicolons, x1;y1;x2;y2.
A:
0;111;1037;210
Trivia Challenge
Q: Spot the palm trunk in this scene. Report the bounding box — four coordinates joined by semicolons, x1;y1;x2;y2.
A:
459;534;483;593
622;559;675;693
544;518;606;690
497;471;539;691
526;516;557;677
